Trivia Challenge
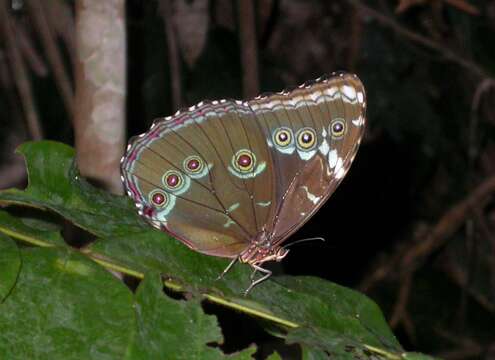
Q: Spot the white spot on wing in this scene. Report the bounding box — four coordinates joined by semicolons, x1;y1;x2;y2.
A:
335;157;344;173
319;139;329;156
256;201;271;207
328;149;338;168
226;203;240;214
352;117;363;126
309;91;323;101
297;149;317;160
335;166;346;179
341;85;356;100
302;186;321;205
326;86;339;97
277;144;296;155
224;218;236;228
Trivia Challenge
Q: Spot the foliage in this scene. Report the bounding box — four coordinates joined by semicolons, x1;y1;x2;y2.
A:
0;141;438;359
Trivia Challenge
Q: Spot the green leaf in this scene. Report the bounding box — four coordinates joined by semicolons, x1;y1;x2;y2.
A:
0;141;435;358
93;230;403;357
0;141;145;238
0;209;65;247
128;272;256;359
266;351;283;360
0;232;21;301
0;247;135;360
301;346;329;360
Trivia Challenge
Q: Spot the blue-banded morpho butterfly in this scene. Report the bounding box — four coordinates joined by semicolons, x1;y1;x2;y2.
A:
121;72;366;294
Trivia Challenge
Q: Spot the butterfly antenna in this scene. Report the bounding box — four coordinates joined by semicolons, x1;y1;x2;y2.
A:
283;237;325;249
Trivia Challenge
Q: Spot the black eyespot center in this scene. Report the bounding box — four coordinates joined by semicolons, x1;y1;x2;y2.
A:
302;132;313;143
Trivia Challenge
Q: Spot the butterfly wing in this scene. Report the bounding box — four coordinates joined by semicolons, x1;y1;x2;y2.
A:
121;101;276;258
248;73;366;243
122;73;365;260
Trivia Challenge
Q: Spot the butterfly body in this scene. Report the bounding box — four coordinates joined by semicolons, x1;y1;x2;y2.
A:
121;72;366;293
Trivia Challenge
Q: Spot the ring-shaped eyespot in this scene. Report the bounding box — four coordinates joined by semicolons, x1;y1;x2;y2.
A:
329;118;346;139
232;149;256;173
183;155;204;174
296;127;317;150
149;189;168;208
273;127;293;148
162;170;184;191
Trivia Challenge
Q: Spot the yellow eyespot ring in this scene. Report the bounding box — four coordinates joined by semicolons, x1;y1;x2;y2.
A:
149;189;168;207
296;128;317;150
273;127;293;147
162;170;183;190
232;149;256;173
330;119;346;139
183;155;204;174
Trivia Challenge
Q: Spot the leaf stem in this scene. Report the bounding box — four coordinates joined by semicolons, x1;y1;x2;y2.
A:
364;345;403;360
0;225;54;248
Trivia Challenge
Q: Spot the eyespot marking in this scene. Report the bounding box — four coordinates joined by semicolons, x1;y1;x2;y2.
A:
329;118;346;139
184;155;202;173
296;127;317;150
273;127;293;148
232;149;255;173
149;190;168;207
237;153;253;171
182;155;211;179
162;170;184;191
271;127;295;155
228;149;266;178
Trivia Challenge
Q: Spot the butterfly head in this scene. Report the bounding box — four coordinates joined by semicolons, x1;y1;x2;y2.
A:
239;231;289;265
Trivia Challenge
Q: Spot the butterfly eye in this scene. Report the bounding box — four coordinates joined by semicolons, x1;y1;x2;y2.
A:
330;119;346;139
149;190;168;207
273;128;293;147
183;155;204;174
232;149;256;173
296;128;317;150
162;170;184;190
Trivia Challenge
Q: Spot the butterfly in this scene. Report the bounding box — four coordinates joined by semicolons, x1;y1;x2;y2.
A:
121;72;366;294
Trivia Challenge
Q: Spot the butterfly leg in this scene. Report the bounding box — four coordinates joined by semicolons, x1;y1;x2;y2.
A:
250;268;258;280
244;264;272;296
216;257;238;281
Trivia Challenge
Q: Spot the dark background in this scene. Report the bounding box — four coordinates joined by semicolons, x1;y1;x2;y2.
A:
1;0;495;358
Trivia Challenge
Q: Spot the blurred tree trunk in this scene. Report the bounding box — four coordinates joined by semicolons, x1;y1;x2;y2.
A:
74;0;126;193
237;0;259;98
